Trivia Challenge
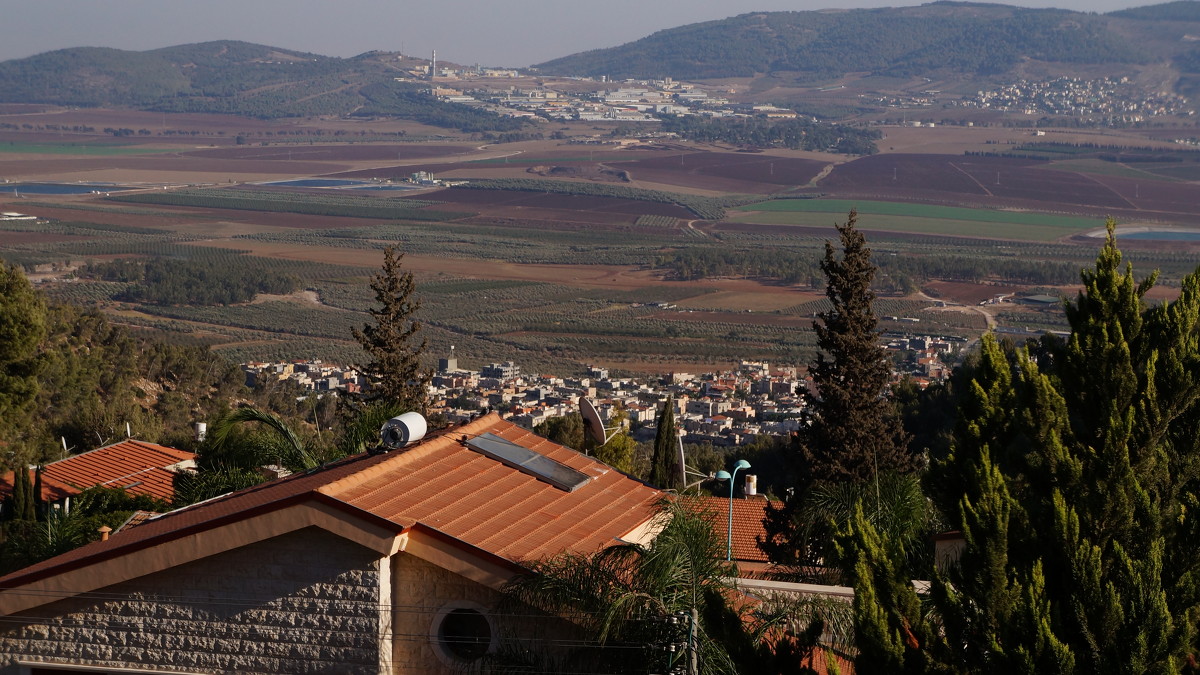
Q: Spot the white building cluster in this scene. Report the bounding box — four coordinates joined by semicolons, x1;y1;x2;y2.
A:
956;76;1194;122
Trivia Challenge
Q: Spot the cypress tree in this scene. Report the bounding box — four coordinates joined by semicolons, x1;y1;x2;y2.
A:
10;466;34;522
352;246;431;411
649;396;681;490
837;504;935;674
801;210;915;482
853;221;1200;672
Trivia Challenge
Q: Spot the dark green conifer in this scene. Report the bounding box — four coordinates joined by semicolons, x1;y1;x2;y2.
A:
801;210;916;482
853;221;1198;673
649;396;681;490
352;246;430;411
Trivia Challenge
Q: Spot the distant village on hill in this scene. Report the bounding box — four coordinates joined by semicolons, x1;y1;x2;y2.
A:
245;330;958;448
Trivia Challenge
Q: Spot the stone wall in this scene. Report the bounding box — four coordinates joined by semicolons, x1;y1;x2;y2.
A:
0;527;385;674
389;554;584;674
390;554;503;674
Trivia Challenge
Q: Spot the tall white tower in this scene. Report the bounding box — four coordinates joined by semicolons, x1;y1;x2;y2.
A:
430;49;437;80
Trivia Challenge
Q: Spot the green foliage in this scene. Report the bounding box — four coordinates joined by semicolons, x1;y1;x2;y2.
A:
536;5;1148;80
852;221;1200;672
650;397;682;490
204;407;320;472
660;116;880;155
801;211;915;482
1109;1;1200;21
353;247;431;410
171;467;264;507
497;498;797;674
534;413;585;452
836;504;937;674
89;258;299;306
336;399;414;457
0;265;46;448
0;485;169;574
5;467;36;522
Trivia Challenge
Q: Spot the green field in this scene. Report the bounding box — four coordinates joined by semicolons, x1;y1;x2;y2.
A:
733;198;1100;241
0;142;180;156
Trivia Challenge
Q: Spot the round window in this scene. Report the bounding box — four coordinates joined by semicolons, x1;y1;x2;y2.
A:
437;607;492;661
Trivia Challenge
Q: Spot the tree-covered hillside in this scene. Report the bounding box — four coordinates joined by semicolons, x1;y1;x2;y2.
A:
534;1;1193;82
0;41;526;129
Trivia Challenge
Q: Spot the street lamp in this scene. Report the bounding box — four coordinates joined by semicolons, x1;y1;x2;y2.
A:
714;459;751;561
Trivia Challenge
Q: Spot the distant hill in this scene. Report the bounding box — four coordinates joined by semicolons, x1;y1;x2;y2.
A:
0;40;525;130
534;1;1200;87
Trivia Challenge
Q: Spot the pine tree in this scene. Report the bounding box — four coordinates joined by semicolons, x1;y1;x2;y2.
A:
649;396;681;490
762;211;918;570
352;246;430;411
801;210;915;482
0;264;46;448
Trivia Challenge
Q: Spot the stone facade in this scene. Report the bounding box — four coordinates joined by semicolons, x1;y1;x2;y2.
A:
391;554;503;673
0;527;385;674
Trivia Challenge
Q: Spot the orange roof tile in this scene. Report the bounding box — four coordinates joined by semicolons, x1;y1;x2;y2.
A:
0;440;194;503
688;496;772;563
1;415;663;587
320;418;662;562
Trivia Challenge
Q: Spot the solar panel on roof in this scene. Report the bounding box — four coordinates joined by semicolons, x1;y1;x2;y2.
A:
462;433;592;492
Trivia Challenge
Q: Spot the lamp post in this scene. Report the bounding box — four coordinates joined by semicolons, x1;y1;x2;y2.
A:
714;459;751;561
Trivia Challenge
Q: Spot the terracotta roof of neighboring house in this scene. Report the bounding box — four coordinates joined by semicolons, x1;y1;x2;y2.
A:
0;414;663;588
0;440;195;503
689;495;772;563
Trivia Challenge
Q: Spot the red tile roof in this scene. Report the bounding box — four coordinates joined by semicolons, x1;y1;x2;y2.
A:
688;496;772;563
322;419;662;562
0;415;662;587
0;440;194;503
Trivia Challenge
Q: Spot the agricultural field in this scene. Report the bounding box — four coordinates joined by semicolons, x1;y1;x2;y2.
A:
4;114;1200;376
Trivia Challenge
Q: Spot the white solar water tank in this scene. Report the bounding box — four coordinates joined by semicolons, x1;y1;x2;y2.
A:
380;412;427;449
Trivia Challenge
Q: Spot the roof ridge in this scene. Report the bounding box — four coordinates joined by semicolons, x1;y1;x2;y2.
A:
318;414;504;500
42;438;193;467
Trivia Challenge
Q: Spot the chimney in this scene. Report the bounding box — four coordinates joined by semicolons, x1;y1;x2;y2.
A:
98;525;112;542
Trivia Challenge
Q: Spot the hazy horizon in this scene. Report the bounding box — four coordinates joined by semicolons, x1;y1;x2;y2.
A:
4;0;1160;68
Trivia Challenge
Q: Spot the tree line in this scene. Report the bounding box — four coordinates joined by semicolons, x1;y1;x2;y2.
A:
658;115;881;155
86;258;300;306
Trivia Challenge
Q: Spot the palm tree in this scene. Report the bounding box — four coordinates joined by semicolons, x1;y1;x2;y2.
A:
204;406;320;472
494;498;810;674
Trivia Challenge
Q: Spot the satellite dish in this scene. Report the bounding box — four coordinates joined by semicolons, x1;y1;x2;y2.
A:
580;397;620;446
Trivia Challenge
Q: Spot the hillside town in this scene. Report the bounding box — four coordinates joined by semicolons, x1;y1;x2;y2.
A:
244;332;958;448
957;76;1195;121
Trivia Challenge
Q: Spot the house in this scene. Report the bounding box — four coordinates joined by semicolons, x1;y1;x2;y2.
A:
0;414;662;674
0;439;196;511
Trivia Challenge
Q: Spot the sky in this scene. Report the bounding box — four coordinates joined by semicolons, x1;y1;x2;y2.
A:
4;0;1157;67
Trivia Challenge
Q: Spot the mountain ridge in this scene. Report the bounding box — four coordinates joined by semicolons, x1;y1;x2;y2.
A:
533;1;1200;88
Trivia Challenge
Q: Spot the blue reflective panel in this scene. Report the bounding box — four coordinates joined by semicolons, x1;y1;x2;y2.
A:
463;433;591;492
